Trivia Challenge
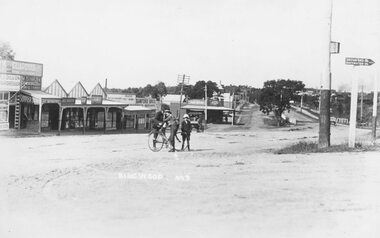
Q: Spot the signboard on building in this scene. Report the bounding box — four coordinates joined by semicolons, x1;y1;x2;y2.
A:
42;98;61;104
207;99;224;107
61;98;76;106
0;59;43;77
0;74;22;91
91;95;103;104
21;76;42;90
107;93;136;104
81;97;87;104
19;94;33;104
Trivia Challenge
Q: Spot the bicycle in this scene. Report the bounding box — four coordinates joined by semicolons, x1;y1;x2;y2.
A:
148;127;169;152
148;127;182;152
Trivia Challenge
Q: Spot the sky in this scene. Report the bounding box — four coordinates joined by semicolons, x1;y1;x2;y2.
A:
0;0;379;91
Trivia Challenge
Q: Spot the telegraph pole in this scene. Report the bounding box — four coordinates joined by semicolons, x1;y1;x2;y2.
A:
177;74;190;119
319;0;333;148
372;74;378;143
360;85;363;122
348;66;359;148
205;83;208;123
373;1;380;143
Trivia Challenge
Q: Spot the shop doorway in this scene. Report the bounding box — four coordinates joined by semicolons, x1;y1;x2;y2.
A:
42;103;60;130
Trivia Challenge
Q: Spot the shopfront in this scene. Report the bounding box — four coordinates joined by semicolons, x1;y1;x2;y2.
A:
56;96;127;134
123;106;156;131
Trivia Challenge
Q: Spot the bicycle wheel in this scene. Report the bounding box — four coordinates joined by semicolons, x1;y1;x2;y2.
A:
148;131;164;152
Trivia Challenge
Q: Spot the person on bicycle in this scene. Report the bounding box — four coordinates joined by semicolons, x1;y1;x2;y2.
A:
152;106;171;148
181;114;192;151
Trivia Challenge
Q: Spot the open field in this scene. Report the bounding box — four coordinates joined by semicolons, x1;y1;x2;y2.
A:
1;104;380;238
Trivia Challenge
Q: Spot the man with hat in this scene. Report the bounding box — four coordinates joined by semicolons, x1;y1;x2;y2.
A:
152;105;171;148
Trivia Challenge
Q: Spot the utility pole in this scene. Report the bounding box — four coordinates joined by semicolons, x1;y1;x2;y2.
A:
348;67;359;148
204;83;208;123
374;0;380;143
360;85;363;122
319;0;333;148
177;74;190;119
372;74;378;143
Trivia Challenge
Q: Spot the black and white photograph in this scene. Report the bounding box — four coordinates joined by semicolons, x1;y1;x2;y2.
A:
1;0;380;237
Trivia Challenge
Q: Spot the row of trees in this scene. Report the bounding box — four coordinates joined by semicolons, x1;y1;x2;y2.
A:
109;80;222;100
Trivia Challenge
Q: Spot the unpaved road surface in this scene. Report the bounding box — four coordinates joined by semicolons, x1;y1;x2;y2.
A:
1;104;380;238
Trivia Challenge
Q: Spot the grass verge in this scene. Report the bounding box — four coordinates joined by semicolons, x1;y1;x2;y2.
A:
275;141;379;154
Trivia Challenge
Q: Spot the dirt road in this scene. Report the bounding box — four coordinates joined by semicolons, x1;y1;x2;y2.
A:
1;104;380;238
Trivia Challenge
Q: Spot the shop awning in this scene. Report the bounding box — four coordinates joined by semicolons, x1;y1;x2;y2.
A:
123;105;155;115
21;90;61;105
181;104;235;111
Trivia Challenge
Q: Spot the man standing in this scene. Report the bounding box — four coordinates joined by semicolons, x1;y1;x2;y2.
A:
168;116;179;152
181;114;192;151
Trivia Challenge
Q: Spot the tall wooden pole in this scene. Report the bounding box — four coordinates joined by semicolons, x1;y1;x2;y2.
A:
179;74;185;119
318;0;333;148
372;74;378;143
374;0;380;143
349;66;358;148
360;85;363;122
204;83;208;123
38;98;42;133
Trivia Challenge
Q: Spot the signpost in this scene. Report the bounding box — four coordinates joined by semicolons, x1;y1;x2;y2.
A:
345;57;375;148
345;58;375;66
330;41;340;54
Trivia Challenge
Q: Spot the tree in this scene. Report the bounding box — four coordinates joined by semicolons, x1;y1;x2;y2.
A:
0;41;15;60
151;82;167;101
258;79;305;126
248;88;261;103
189;80;219;99
142;84;154;97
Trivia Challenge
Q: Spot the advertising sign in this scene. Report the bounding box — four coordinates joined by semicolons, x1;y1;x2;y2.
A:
91;95;103;104
42;98;61;104
21;76;42;90
61;98;76;106
107;93;136;104
207;99;224;107
0;74;21;91
0;59;43;77
81;97;87;105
